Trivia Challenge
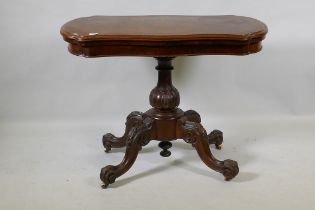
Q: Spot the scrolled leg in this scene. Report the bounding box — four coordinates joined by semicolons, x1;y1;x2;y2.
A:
100;114;154;188
178;119;239;181
103;111;143;152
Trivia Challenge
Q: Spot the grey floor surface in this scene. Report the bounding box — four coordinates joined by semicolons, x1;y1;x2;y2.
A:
1;117;314;210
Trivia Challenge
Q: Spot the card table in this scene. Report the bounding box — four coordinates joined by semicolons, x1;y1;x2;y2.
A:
61;15;267;188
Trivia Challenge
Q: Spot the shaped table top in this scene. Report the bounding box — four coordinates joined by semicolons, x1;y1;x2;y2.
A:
61;15;267;57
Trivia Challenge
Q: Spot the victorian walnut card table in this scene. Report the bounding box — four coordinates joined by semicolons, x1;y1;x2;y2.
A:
60;15;267;188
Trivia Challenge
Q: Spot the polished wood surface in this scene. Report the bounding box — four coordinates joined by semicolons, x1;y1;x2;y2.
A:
61;15;267;57
60;15;268;188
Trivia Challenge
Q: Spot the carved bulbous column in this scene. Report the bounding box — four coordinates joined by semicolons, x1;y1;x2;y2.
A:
149;57;180;110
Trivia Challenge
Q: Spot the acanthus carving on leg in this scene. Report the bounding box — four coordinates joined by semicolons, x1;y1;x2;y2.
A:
178;119;239;181
182;110;222;149
100;114;154;188
103;111;143;152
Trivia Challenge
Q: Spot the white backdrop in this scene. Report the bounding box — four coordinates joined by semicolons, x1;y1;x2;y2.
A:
1;1;315;210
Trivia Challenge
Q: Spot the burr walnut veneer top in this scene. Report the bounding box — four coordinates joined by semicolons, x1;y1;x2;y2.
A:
61;15;267;57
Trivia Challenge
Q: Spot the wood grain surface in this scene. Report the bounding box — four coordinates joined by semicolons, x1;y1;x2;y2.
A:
61;15;267;57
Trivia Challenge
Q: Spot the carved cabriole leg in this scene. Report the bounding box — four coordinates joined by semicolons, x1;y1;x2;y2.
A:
100;114;154;188
102;111;143;152
177;116;239;181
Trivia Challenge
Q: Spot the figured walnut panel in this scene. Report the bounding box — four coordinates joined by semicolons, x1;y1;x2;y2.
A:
61;15;267;57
